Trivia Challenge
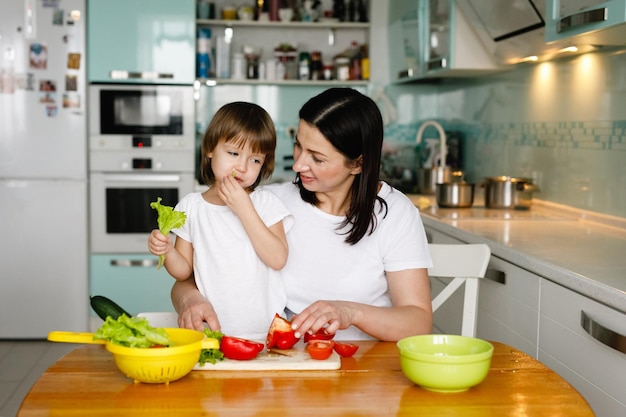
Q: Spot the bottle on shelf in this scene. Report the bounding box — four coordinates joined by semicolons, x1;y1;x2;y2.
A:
310;51;323;80
298;51;311;80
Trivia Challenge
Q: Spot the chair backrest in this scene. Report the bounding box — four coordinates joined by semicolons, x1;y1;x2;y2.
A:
427;243;491;337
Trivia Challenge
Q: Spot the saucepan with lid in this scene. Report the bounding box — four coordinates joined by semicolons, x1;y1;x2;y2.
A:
435;171;475;208
482;176;539;210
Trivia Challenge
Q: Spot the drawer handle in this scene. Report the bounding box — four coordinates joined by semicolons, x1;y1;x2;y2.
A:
110;259;159;267
557;8;607;33
484;268;506;285
109;70;174;80
580;311;626;354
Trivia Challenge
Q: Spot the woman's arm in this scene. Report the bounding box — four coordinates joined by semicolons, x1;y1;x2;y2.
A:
290;268;433;341
171;278;221;332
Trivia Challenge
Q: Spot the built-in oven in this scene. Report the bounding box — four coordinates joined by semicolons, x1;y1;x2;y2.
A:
88;84;196;254
89;170;194;253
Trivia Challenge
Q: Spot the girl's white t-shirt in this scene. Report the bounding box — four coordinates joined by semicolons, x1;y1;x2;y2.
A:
173;190;293;340
262;181;432;340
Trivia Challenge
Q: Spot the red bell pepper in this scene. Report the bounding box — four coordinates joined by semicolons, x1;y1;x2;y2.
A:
303;327;335;343
220;336;264;360
266;313;300;350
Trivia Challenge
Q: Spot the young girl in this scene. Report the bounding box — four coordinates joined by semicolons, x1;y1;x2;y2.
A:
148;102;293;340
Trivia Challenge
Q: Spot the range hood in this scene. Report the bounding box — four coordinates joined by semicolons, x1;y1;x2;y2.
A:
458;0;597;64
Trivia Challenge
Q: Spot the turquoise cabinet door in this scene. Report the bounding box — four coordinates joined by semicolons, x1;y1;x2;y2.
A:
545;0;626;43
90;254;176;316
87;0;195;84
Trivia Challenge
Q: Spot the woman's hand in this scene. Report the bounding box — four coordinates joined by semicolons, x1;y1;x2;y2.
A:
290;300;356;339
148;229;171;256
172;279;222;332
290;269;433;341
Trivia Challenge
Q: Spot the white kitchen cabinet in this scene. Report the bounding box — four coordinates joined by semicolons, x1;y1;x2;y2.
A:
545;0;626;45
425;225;541;356
476;256;540;358
388;0;502;83
538;279;626;417
89;254;175;330
87;0;196;84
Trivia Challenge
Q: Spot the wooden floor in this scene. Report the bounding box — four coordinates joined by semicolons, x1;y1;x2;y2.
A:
0;340;76;417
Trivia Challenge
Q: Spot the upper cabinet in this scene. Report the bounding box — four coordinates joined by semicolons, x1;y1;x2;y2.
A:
545;0;626;45
87;0;196;84
389;0;504;83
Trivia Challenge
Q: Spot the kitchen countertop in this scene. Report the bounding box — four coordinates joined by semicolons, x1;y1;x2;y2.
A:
408;194;626;314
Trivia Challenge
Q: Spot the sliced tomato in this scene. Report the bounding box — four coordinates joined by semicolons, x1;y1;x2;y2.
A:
306;340;335;360
333;342;359;358
266;313;300;350
303;327;335;343
220;336;264;360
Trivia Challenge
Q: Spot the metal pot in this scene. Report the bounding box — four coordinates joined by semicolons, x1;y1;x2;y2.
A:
418;166;452;195
483;176;539;210
436;182;475;208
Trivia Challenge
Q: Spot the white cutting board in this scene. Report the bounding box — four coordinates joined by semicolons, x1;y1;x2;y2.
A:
194;348;341;371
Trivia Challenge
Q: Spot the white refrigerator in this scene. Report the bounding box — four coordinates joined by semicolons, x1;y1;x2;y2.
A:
0;0;88;338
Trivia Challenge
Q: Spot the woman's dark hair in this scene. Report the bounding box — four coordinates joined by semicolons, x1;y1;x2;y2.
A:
200;101;276;190
297;88;387;245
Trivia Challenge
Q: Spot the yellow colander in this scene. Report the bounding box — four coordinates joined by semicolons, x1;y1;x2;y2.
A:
48;328;219;384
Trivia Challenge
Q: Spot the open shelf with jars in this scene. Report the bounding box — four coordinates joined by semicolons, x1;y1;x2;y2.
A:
194;1;370;86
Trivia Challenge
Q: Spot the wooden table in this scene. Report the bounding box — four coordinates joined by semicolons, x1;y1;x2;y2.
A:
18;341;594;417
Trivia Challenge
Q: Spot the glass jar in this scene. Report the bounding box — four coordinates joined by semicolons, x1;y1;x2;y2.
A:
334;56;350;81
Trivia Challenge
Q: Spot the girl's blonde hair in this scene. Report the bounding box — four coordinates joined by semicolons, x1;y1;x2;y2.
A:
200;102;276;189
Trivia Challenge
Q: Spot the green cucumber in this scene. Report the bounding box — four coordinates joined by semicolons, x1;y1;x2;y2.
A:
90;295;132;320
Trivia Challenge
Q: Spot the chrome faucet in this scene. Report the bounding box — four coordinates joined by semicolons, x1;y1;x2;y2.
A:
415;120;447;168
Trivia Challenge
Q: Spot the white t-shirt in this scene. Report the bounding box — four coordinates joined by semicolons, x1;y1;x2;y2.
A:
173;190;293;340
262;181;432;340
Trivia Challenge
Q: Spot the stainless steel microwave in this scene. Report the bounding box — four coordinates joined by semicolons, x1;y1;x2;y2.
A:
89;84;195;152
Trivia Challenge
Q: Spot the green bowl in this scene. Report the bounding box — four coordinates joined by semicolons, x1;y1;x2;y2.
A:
397;334;493;393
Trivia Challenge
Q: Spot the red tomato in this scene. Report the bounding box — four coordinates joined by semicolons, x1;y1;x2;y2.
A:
303;328;335;343
266;313;300;350
306;340;335;360
333;342;359;358
220;336;264;360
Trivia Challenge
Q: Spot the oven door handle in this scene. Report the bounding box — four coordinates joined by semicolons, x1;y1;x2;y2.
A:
101;174;183;183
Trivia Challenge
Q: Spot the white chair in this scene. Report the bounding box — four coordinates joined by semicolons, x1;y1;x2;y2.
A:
137;311;179;328
427;243;491;337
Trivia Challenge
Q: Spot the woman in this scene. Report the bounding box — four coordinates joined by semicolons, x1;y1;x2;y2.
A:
172;88;433;341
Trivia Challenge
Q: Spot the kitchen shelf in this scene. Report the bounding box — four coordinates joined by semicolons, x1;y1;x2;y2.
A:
195;78;369;86
196;19;369;29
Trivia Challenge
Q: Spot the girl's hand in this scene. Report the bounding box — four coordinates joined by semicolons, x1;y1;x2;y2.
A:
148;229;171;256
217;173;253;216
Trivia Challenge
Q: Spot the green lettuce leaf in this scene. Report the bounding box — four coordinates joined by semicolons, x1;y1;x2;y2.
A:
150;197;186;269
94;314;174;348
198;329;225;365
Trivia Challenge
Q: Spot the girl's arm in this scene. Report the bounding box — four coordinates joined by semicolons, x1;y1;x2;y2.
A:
148;229;194;281
218;178;289;270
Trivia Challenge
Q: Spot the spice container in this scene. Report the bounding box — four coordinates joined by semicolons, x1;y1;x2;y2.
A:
334;56;350;81
310;51;323;80
298;52;310;80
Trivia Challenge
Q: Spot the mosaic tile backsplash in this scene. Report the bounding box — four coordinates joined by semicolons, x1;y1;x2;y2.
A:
382;49;626;219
